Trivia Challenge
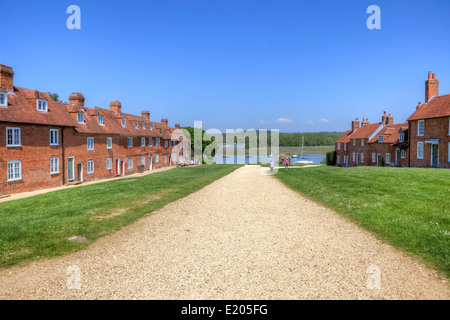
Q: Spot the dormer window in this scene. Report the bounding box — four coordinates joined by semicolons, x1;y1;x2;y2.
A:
399;131;404;142
135;121;138;129
378;135;384;143
77;112;84;123
98;115;104;125
122;119;126;127
143;122;146;130
0;92;7;107
37;99;48;112
150;123;154;130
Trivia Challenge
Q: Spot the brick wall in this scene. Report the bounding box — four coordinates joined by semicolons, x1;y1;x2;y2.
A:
409;117;450;168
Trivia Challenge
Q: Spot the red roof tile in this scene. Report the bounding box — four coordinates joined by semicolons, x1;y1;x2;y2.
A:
368;123;408;143
336;130;352;143
348;122;383;139
407;94;450;121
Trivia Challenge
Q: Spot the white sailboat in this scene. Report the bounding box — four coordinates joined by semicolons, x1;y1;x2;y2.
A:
290;136;314;164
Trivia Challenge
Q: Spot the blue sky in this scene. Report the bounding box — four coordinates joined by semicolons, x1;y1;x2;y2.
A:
2;0;450;132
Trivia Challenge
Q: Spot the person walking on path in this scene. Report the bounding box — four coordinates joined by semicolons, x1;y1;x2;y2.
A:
284;157;289;170
269;159;274;172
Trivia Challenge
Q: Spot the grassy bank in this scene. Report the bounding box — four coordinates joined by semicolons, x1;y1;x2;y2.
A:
275;166;450;277
0;165;241;268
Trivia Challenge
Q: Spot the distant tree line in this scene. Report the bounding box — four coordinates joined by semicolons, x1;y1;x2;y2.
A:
278;132;343;147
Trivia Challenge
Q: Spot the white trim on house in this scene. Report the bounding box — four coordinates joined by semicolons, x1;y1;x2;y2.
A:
386;153;391;164
107;158;112;170
50;129;59;146
87;137;94;151
127;158;133;169
128;137;133;148
7;160;22;181
98;115;104;126
0;92;7;107
141;137;145;147
37;99;48;112
107;137;112;149
418;120;424;136
6;127;21;147
77;112;84;124
417;142;424;159
87;160;94;174
50;158;59;174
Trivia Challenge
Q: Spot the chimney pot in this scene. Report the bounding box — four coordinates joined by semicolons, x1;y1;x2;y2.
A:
141;110;150;121
425;72;439;102
110;101;122;114
69;92;85;108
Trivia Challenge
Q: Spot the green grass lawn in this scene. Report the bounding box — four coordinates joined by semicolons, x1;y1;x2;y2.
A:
275;166;450;277
0;164;241;268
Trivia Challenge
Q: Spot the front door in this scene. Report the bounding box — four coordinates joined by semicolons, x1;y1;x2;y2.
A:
377;154;382;167
396;149;400;166
67;157;74;181
121;160;125;176
431;144;439;167
76;162;83;182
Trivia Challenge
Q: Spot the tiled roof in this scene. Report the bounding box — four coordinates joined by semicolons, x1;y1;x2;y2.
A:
348;122;383;139
1;86;177;137
407;94;450;121
336;130;352;143
368;123;408;144
0;87;76;127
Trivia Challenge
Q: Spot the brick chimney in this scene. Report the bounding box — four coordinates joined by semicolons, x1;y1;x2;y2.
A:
381;111;388;124
161;118;168;126
69;92;85;108
416;102;422;109
425;72;439;103
0;63;14;91
361;118;370;127
141;110;150;121
175;124;180;129
386;113;394;125
110;101;121;114
351;118;360;132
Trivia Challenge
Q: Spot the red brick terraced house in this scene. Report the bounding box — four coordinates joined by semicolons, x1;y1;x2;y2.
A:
335;72;449;169
0;63;185;195
407;73;450;168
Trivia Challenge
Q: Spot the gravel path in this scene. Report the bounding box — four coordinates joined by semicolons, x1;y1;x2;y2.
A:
0;165;448;299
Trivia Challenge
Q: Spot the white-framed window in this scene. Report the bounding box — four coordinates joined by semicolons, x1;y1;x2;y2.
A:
150;123;154;130
165;155;168;163
50;129;59;145
128;137;133;148
361;153;364;163
143;122;146;130
141;156;145;166
417;142;424;159
127;158;133;169
37;99;48;112
50;158;59;174
149;137;153;147
386;153;391;164
164;140;168;148
77;112;84;123
418;120;424;136
107;158;112;170
401;149;406;159
6;127;21;147
337;155;340;164
448;142;450;162
141;137;145;147
107;137;112;149
352;152;355;162
122;119;126;127
87;160;94;174
87;137;94;151
337;143;340;150
98;115;104;125
361;139;364;146
7;161;21;181
378;135;384;143
155;154;159;162
0;92;7;107
344;143;346;151
156;138;160;146
399;131;404;142
353;139;356;146
372;152;376;163
135;121;138;129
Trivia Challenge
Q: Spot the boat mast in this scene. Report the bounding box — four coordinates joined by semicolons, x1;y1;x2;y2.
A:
301;136;304;159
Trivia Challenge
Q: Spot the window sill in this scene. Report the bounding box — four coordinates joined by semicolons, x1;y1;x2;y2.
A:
7;178;22;182
51;172;60;175
7;145;22;148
